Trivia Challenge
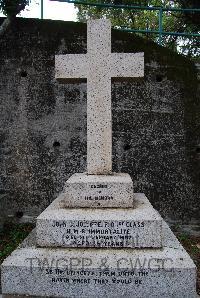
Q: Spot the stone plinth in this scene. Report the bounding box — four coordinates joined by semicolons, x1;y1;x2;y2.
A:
1;223;196;298
62;173;134;208
36;193;162;248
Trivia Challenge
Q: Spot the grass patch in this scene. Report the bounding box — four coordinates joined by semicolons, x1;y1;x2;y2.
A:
177;233;200;295
0;223;34;264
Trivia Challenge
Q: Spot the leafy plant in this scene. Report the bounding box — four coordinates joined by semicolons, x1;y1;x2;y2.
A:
75;0;199;57
0;223;34;264
0;0;31;36
0;0;30;16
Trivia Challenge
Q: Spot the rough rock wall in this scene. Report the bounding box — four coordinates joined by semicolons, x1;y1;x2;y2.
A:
0;18;199;231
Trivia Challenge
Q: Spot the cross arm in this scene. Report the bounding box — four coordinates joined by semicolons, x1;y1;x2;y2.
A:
110;52;144;78
55;54;88;82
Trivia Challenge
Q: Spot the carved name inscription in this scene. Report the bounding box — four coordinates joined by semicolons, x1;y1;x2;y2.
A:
52;220;145;247
85;196;113;201
91;184;108;188
85;184;112;201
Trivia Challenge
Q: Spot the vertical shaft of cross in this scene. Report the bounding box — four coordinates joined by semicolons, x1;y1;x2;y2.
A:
55;19;144;176
87;20;112;175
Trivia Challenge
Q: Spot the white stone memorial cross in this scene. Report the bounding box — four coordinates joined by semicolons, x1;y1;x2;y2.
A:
55;19;144;175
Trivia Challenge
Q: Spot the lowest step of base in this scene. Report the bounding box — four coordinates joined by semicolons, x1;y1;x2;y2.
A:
1;222;196;297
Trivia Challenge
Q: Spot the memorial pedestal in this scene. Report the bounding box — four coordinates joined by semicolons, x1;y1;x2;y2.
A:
63;173;134;208
1;173;197;297
1;222;196;298
1;18;197;297
36;193;162;248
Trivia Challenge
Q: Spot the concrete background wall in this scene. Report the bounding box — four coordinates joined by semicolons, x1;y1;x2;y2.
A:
0;18;199;232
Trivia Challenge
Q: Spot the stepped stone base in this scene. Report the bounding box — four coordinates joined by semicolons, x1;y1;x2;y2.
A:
1;222;196;298
63;173;134;208
36;193;162;248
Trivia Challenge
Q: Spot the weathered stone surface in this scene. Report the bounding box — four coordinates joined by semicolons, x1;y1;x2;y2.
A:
62;173;134;208
55;19;144;175
36;193;162;248
1;222;196;297
0;18;199;229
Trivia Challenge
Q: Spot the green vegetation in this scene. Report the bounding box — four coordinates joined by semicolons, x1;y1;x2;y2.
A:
0;223;34;264
76;0;199;57
0;0;30;16
0;0;31;36
177;232;200;294
177;233;200;259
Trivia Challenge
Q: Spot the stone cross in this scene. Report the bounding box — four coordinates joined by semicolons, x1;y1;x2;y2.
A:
55;19;144;175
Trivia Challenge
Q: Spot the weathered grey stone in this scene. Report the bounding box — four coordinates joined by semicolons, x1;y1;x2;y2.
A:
55;19;144;175
1;222;196;297
0;18;198;297
0;18;199;227
62;173;134;208
36;193;162;248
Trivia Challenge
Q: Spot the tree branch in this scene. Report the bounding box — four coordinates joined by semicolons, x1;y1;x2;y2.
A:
15;3;26;16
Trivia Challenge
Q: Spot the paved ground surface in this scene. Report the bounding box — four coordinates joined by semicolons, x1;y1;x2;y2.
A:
2;294;198;297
